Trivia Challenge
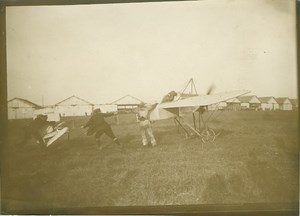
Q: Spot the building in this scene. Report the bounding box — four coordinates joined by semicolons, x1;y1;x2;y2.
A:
290;99;298;110
275;97;293;111
93;104;118;113
258;97;279;111
111;95;144;112
55;95;94;116
226;97;241;111
33;107;60;121
208;97;240;111
208;101;227;111
8;98;42;119
237;95;261;110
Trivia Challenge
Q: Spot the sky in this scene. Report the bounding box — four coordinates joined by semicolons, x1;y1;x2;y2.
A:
6;0;298;105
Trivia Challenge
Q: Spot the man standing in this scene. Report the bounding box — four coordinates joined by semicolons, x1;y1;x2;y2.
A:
81;108;121;150
137;102;157;147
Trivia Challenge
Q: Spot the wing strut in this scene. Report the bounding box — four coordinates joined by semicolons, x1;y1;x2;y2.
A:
188;106;221;145
192;112;196;130
174;117;190;138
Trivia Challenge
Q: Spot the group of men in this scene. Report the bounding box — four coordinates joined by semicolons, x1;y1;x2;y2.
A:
20;109;122;150
21;91;178;150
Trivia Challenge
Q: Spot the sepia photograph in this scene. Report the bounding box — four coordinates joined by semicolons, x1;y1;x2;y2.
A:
1;0;298;214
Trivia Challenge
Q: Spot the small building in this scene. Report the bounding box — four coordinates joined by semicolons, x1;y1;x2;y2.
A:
93;104;118;113
8;97;42;119
275;97;293;111
258;97;279;111
226;97;241;111
290;99;298;110
237;95;261;110
208;101;227;111
111;95;144;112
33;107;60;122
208;97;240;111
55;95;94;116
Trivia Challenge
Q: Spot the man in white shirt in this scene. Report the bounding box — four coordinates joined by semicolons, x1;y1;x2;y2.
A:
136;102;157;147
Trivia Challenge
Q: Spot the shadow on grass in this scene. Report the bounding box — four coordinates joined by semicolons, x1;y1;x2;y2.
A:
119;133;136;144
245;159;297;202
154;128;182;145
203;174;229;203
216;128;234;138
273;136;286;152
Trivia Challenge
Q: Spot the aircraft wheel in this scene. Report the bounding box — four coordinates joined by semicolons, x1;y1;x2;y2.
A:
200;128;219;144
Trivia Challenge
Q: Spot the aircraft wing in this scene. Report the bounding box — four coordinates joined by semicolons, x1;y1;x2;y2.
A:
159;89;250;109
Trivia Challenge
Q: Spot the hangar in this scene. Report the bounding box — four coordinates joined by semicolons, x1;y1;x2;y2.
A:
55;95;94;117
8;98;42;119
237;95;261;110
111;95;144;112
258;97;279;111
290;99;298;110
275;98;293;111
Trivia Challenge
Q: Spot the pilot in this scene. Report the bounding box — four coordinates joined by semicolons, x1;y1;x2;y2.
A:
81;108;121;150
20;114;55;148
161;91;178;103
137;102;157;147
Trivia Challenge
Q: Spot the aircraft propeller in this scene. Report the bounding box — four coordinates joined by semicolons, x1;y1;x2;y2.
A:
206;83;215;95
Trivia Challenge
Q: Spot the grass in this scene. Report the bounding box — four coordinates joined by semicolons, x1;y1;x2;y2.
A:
2;110;299;213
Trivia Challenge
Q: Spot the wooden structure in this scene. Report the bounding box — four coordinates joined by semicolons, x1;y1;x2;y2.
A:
110;95;144;112
275;97;293;111
258;97;279;111
93;104;118;113
55;95;94;116
8;97;42;119
290;99;298;110
226;97;241;111
237;95;261;110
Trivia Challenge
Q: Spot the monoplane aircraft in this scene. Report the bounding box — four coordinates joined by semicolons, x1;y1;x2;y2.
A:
148;87;250;145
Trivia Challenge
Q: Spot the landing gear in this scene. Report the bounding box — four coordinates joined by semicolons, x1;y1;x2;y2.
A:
200;127;220;144
176;107;221;148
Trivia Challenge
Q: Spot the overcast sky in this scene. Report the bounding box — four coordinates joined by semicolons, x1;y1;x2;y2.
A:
6;0;297;105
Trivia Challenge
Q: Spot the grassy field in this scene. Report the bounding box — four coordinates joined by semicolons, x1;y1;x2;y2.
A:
2;110;299;213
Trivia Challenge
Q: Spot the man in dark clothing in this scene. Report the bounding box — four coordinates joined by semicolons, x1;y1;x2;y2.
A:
161;91;178;103
21;114;55;148
82;108;121;149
